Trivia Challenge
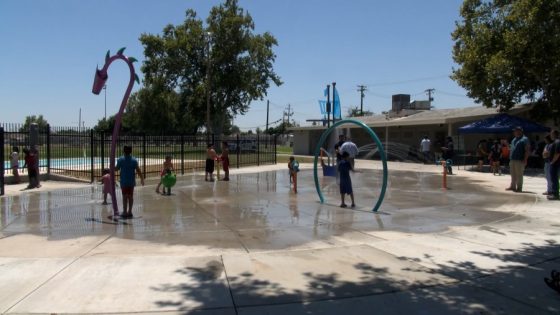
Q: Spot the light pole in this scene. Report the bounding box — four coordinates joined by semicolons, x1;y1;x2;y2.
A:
103;85;107;120
205;32;212;135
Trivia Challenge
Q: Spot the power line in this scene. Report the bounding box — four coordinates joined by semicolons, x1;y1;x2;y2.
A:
366;74;449;87
436;90;471;98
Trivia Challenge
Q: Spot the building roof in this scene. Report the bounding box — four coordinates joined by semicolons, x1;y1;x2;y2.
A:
289;105;532;131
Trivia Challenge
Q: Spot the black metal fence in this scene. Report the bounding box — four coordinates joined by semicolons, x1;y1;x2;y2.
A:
1;123;277;191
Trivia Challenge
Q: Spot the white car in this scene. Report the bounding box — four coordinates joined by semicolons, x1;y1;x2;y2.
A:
228;140;257;152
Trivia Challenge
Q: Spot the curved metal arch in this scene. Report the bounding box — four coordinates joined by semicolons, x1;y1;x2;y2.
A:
313;119;388;212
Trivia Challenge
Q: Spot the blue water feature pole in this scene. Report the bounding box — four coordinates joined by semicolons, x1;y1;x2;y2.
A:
313;119;388;212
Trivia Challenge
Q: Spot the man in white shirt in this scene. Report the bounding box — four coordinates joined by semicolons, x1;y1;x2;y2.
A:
420;135;431;164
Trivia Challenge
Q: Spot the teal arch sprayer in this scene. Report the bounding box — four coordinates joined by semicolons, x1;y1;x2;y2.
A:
313;119;388;212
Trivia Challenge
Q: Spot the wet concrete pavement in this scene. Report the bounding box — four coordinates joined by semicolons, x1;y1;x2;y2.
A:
0;161;559;314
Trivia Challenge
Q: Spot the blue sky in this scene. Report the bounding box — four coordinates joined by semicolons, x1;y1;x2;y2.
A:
0;0;473;131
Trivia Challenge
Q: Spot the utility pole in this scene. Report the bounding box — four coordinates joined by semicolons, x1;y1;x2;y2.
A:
326;84;331;128
103;84;107;120
332;82;337;122
285;104;294;126
265;100;269;134
357;85;367;116
206;32;212;135
425;88;435;107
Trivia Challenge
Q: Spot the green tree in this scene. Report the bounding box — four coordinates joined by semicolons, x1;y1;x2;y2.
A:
139;0;282;134
346;106;373;117
452;0;560;121
125;84;181;134
230;125;241;134
21;115;49;132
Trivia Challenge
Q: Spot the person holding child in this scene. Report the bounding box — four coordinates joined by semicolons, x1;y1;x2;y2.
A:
156;155;174;194
338;151;355;208
205;144;217;181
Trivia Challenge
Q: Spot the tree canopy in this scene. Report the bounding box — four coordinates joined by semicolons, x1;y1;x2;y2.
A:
452;0;560;122
346;106;373;117
20;115;49;132
126;0;281;135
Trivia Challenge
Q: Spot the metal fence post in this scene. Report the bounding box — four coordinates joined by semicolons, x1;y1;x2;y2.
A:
142;133;147;176
257;133;260;166
46;124;51;176
0;127;4;196
180;134;185;175
90;129;95;183
101;132;105;173
274;135;277;165
236;133;240;168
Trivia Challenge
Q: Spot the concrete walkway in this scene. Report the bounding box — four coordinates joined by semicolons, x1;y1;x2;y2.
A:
0;161;559;314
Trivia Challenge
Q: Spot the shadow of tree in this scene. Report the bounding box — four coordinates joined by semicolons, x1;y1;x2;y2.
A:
150;241;560;314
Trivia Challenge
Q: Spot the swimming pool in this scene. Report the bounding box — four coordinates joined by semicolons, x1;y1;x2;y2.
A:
4;158;114;170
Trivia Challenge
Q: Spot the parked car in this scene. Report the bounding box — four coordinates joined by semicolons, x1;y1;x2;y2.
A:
228;140;257;152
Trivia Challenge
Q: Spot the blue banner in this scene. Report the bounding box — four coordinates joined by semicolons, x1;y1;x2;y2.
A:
319;87;342;119
333;88;341;119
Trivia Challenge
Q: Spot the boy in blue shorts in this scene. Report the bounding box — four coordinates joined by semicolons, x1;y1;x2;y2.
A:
116;145;144;218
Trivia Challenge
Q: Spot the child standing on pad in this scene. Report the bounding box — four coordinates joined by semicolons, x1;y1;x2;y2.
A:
116;145;144;218
100;168;112;205
156;155;174;194
220;141;230;181
338;151;355;208
288;156;299;193
10;146;20;184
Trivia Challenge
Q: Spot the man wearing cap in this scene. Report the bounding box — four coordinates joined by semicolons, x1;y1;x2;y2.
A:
506;126;530;192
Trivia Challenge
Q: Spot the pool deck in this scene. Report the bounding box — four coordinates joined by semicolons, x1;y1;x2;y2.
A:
0;161;559;314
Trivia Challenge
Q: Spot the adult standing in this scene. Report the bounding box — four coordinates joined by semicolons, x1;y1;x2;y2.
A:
548;130;560;200
542;134;553;196
116;145;144;218
420;135;431;164
506;126;530;193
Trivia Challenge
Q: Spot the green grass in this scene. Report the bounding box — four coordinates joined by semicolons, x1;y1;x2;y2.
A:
277;145;293;154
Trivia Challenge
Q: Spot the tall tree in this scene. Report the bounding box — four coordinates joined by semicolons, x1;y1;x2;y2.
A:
21;115;49;132
452;0;560;122
139;0;282;134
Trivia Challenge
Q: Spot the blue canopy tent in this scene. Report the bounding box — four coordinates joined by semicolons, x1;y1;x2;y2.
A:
458;113;550;134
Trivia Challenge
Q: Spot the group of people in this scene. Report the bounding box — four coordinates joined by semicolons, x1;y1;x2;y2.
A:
99;142;232;218
470;126;560;200
475;138;511;175
9;145;41;189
